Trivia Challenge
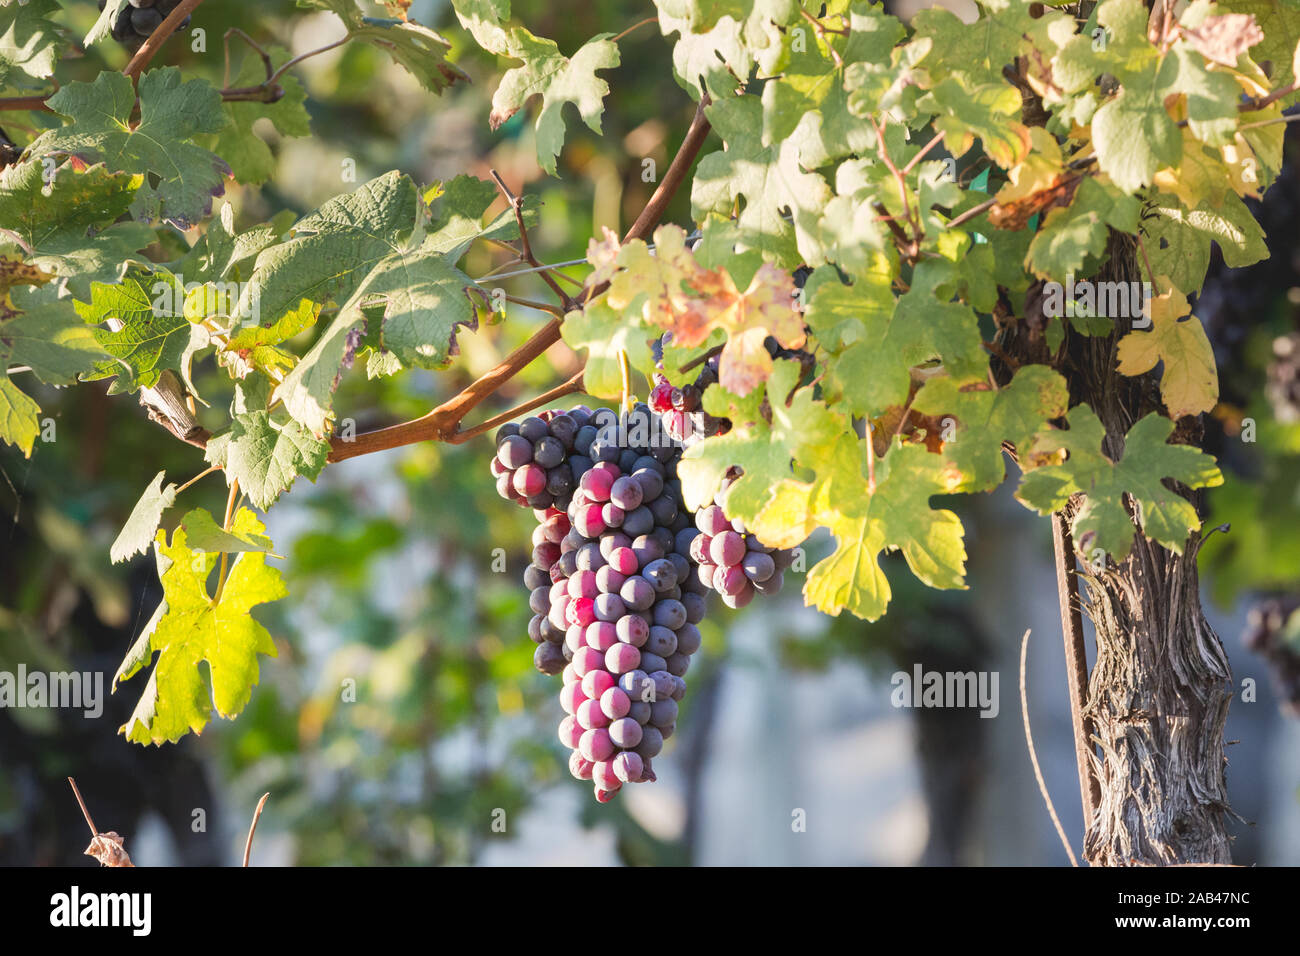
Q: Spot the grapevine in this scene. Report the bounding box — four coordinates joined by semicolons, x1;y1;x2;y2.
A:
1;0;1299;865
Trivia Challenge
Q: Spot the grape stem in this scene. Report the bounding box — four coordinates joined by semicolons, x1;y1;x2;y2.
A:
677;343;723;374
490;169;580;312
123;0;208;81
243;793;271;867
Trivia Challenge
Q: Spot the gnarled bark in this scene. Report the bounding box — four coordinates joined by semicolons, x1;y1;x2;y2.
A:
1001;233;1235;864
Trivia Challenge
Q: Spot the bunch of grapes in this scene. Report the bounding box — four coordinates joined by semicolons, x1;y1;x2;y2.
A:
543;405;710;800
1243;595;1300;715
497;318;816;798
98;0;193;54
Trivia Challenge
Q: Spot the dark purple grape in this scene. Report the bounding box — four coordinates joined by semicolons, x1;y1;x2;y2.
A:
622;506;654;536
652;599;686;630
534;642;566;675
534;436;565;468
675;622;702;655
519;416;549;443
645;625;678;657
497;434;533;468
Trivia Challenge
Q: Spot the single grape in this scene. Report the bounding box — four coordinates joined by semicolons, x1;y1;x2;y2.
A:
519;417;549;443
652;599;687;630
609;716;644;749
534;642;565;675
645;625;678;657
616;614;649;647
497;434;533;468
613;751;644;783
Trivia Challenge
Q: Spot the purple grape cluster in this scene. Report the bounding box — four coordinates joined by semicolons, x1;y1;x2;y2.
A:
98;0;192;55
685;473;794;608
497;399;797;801
548;406;708;801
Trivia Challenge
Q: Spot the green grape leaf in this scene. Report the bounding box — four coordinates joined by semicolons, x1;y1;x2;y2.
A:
77;273;194;394
677;360;845;516
238;172;480;430
1091;64;1183;193
1026;177;1141;280
453;0;618;175
220;409;331;511
692;94;832;269
761;2;905;167
752;436;967;620
918;78;1032;169
111;471;178;564
116;508;286;745
302;0;467;93
176;508;275;554
206;47;312;186
561;300;654;399
33;68;230;229
811;258;986;417
491;33;620;176
1158;44;1241;146
655;6;754;100
0;374;42;457
0;0;63;82
912;365;1070;492
0;298;109;386
1142;192;1269;290
1016;405;1223;558
0;160;154;298
912;0;1065;86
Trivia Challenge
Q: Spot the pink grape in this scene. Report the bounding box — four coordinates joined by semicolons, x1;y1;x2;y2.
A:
577;698;610;730
569;751;594;780
585;620;617;651
581;468;615;502
572;646;603;677
605;643;641;674
571;597;596;627
559;683;586;715
600;686;631;720
581;668;615;700
567;570;598;599
594;784;620;802
710;531;746;567
559;715;583;748
580;727;615;762
722;581;755;608
696;504;730;536
713;564;747;596
592;760;621;791
608;547;638;575
613;751;644;783
513;463;547;498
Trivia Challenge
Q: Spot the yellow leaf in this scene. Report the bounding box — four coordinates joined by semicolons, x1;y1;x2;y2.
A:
1115;277;1218;418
